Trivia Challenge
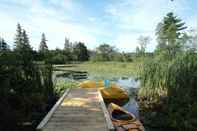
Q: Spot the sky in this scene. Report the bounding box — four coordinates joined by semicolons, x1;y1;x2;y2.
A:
0;0;197;52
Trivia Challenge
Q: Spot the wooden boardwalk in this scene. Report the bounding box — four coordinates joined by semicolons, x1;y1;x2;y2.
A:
37;88;114;131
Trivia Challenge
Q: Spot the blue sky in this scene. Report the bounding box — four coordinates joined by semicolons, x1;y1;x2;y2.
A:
0;0;197;52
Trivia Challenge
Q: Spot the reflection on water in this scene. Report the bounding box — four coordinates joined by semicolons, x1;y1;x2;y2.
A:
113;77;140;118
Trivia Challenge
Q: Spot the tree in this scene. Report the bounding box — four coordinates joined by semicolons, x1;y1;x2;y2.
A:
64;37;72;52
39;33;48;53
14;23;23;50
63;37;73;61
135;46;141;57
155;12;187;57
14;23;32;52
73;42;89;61
0;37;9;51
95;44;115;61
181;29;197;52
137;35;151;56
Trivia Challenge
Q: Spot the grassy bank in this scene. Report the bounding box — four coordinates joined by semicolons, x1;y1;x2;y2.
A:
54;61;141;80
53;61;141;95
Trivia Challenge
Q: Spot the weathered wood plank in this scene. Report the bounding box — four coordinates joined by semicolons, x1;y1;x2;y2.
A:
37;89;70;131
98;91;115;131
37;88;114;131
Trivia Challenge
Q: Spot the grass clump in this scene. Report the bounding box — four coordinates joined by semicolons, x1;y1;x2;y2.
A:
138;52;197;130
54;81;79;95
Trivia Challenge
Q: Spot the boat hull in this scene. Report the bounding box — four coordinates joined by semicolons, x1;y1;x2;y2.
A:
100;86;129;106
108;103;145;131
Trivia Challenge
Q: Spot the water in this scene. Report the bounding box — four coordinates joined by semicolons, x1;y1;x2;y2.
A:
55;71;141;118
55;70;164;130
113;77;140;118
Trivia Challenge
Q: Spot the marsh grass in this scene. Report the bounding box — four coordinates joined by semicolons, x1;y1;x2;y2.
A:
138;52;197;130
54;61;141;80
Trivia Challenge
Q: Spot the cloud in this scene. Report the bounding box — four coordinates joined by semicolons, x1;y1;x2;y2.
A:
0;0;100;50
104;0;193;51
0;0;196;52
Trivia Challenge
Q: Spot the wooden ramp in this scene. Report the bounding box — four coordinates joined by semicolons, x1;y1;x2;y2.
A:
37;88;114;131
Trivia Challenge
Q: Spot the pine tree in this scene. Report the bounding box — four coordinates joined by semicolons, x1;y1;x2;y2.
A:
0;37;9;51
155;12;187;57
14;23;23;50
14;23;33;62
22;30;32;51
39;33;48;53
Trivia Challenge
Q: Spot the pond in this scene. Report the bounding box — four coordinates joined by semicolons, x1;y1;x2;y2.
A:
55;70;141;118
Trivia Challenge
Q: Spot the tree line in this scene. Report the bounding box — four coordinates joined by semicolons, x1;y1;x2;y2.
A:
1;23;152;65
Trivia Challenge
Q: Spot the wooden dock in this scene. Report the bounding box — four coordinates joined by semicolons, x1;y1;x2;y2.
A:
37;88;114;131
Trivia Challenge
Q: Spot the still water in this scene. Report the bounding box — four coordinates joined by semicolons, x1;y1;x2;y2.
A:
55;71;141;119
112;77;140;118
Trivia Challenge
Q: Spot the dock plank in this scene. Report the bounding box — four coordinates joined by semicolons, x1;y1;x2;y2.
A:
37;88;114;131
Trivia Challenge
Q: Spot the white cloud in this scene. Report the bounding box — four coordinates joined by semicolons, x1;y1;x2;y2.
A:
0;0;99;50
0;0;196;52
105;0;192;52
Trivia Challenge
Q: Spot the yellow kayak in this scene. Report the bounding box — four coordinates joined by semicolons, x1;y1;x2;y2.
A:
108;103;145;131
79;80;105;88
79;80;129;105
100;85;129;106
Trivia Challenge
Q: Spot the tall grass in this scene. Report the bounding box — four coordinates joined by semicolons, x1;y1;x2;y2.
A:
138;52;197;130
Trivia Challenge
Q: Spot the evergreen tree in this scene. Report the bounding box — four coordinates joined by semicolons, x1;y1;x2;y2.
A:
39;33;48;53
14;23;23;50
0;37;9;51
22;30;32;51
155;12;187;57
14;23;33;62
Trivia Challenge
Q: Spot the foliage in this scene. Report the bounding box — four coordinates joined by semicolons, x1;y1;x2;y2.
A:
138;12;197;130
64;37;73;61
39;33;48;53
0;52;56;130
138;53;197;130
14;23;33;63
93;44;115;61
73;42;89;61
155;12;187;58
46;49;70;64
91;44;133;62
38;33;48;60
0;24;56;131
136;35;151;56
54;81;79;95
181;29;197;52
0;37;9;51
56;62;140;80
